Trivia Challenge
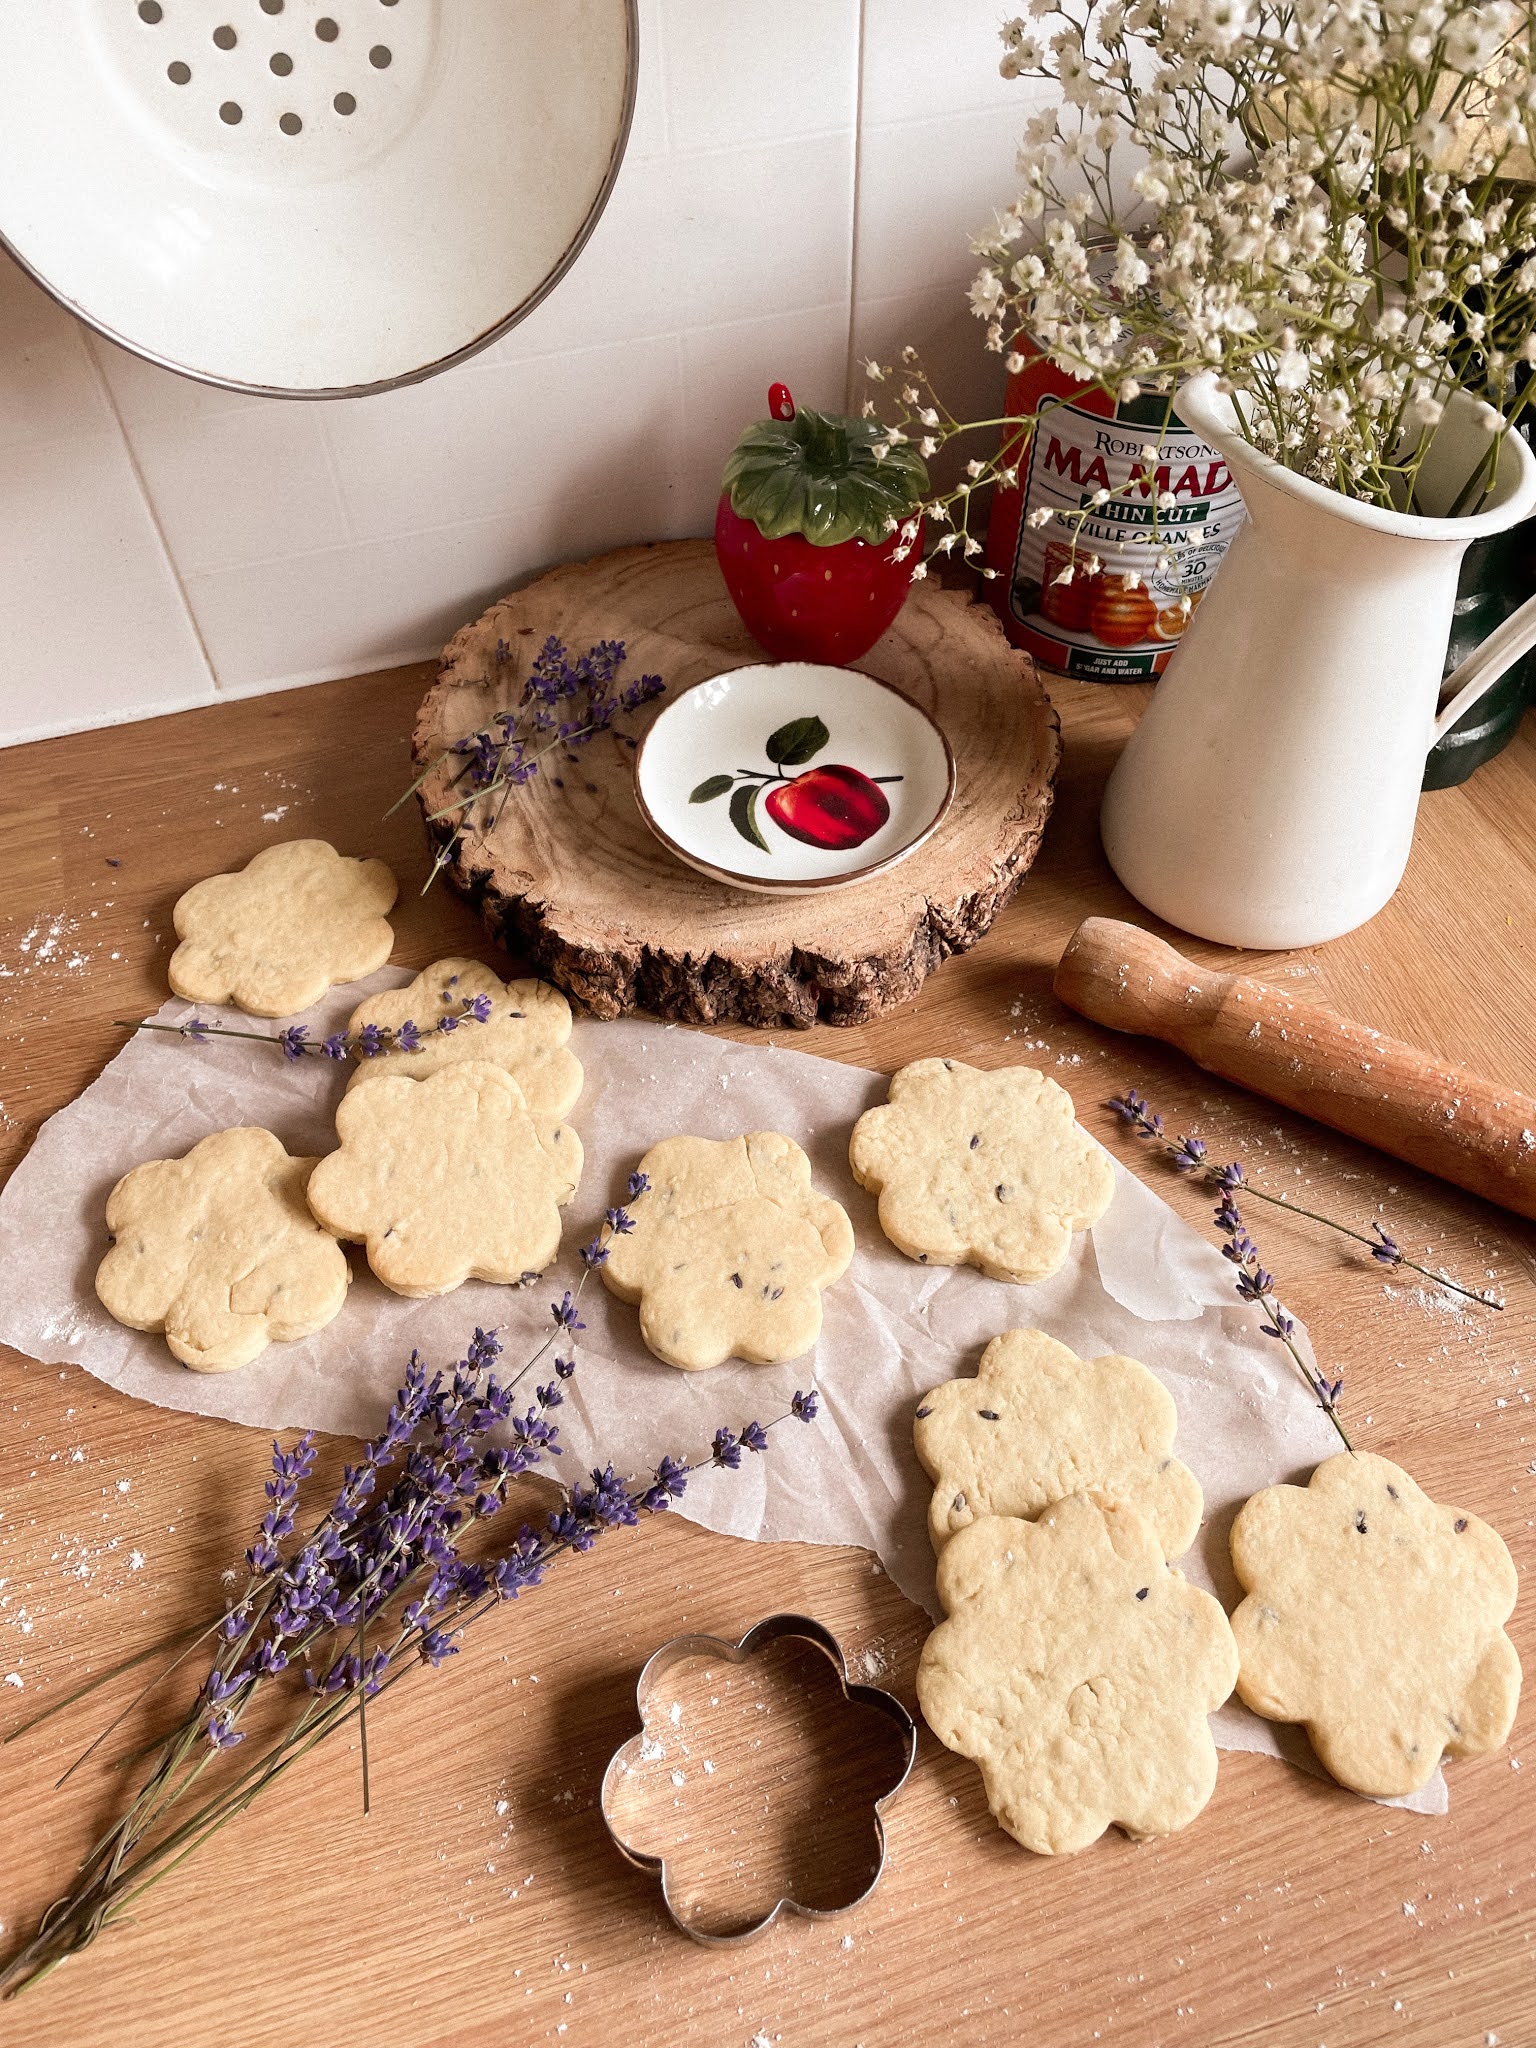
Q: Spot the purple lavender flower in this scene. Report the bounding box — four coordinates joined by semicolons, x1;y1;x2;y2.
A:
552;1292;585;1333
467;992;493;1023
206;1713;244;1750
580;1237;610;1268
739;1421;769;1454
654;1453;689;1495
1108;1089;1163;1138
356;1023;384;1059
627;1170;651;1200
321;1034;349;1061
791;1388;819;1423
1172;1134;1207;1172
465;1326;502;1372
1370;1221;1402;1266
396;1020;421;1053
605;1205;636;1234
279;1026;309;1061
712;1428;741;1469
181;1016;211;1043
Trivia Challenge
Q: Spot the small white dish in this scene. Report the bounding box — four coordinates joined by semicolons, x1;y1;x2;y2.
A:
635;663;956;896
0;0;634;397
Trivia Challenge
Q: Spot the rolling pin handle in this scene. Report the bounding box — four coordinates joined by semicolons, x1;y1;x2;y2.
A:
1052;916;1227;1049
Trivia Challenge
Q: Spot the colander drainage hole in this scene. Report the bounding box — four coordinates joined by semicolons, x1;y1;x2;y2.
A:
219;100;242;123
213;24;237;50
333;90;357;114
270;50;293;74
167;60;191;82
369;43;391;66
316;17;339;39
260;0;285;12
279;111;302;134
138;2;163;22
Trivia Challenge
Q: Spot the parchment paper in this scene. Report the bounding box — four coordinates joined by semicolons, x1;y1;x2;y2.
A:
0;970;1444;1811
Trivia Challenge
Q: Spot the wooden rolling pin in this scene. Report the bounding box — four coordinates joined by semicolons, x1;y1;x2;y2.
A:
1054;916;1536;1222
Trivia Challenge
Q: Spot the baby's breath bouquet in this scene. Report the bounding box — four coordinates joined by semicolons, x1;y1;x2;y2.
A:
873;0;1536;563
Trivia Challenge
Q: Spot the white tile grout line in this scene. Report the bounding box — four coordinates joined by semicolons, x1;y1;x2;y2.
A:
843;0;868;415
80;329;220;695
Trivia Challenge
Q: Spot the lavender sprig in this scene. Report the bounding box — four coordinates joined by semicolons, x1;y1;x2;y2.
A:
1211;1183;1353;1453
114;990;498;1064
0;1179;820;1999
1108;1089;1501;1310
396;634;665;894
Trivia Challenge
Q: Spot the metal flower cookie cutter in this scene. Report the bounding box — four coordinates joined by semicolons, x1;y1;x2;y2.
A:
601;1613;916;1945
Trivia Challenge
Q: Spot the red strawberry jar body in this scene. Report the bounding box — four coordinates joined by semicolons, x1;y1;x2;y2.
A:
714;385;928;666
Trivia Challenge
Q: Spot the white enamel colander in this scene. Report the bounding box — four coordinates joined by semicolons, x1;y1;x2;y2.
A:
0;0;636;396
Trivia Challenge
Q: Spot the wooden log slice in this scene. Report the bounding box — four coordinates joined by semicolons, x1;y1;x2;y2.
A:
412;540;1060;1029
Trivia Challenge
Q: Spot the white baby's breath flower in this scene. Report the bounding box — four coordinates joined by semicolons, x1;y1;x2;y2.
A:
1113;239;1150;292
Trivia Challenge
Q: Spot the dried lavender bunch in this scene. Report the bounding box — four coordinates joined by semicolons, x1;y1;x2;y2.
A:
114;988;496;1064
1109;1088;1501;1309
0;1180;816;1999
395;634;665;892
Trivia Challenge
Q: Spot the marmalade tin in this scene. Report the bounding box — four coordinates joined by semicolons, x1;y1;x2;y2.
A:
984;344;1247;681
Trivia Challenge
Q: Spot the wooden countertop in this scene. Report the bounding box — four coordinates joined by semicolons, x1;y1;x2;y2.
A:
0;656;1531;2048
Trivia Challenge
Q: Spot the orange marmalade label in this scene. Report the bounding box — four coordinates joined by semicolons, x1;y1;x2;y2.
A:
984;349;1246;680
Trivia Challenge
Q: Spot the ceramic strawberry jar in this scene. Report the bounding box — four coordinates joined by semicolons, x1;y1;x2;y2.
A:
714;384;928;665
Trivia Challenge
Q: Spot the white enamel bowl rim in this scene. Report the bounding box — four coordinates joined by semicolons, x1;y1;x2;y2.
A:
0;2;637;399
633;662;958;897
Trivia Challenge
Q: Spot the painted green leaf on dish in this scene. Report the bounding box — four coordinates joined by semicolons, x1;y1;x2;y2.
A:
729;781;770;852
689;773;734;804
765;715;829;768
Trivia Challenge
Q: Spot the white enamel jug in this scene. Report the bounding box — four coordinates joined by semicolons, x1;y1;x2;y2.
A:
1100;372;1536;948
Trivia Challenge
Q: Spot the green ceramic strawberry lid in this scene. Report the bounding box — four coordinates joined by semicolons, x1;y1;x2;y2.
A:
721;384;929;547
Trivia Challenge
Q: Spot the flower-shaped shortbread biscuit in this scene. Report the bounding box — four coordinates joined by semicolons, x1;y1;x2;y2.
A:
344;958;582;1122
601;1133;853;1370
915;1328;1203;1559
96;1127;350;1372
917;1495;1238;1854
849;1059;1115;1285
169;839;397;1017
305;1062;582;1297
1230;1452;1521;1798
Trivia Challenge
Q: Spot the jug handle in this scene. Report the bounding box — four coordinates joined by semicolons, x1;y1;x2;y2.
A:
1432;589;1536;745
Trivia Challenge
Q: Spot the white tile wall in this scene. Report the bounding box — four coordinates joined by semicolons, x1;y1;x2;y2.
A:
0;267;214;743
0;1;1034;744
